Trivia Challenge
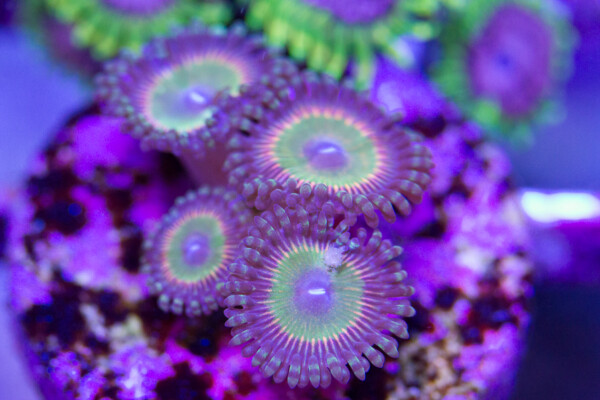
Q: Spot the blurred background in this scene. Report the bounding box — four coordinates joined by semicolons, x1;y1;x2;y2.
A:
0;0;599;399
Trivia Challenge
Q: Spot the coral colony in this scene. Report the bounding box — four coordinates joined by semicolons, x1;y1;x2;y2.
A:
6;0;575;399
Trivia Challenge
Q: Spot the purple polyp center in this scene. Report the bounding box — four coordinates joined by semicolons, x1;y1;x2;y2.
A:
468;4;553;116
182;232;211;267
294;269;334;316
102;0;173;15
303;0;394;24
303;140;348;171
181;86;211;113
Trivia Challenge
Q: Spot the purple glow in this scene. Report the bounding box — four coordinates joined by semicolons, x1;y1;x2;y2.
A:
294;269;335;316
181;86;210;113
303;140;348;170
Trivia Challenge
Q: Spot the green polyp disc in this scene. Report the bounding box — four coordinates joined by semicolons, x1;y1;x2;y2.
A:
164;213;225;284
271;113;379;189
267;245;364;342
147;58;243;131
